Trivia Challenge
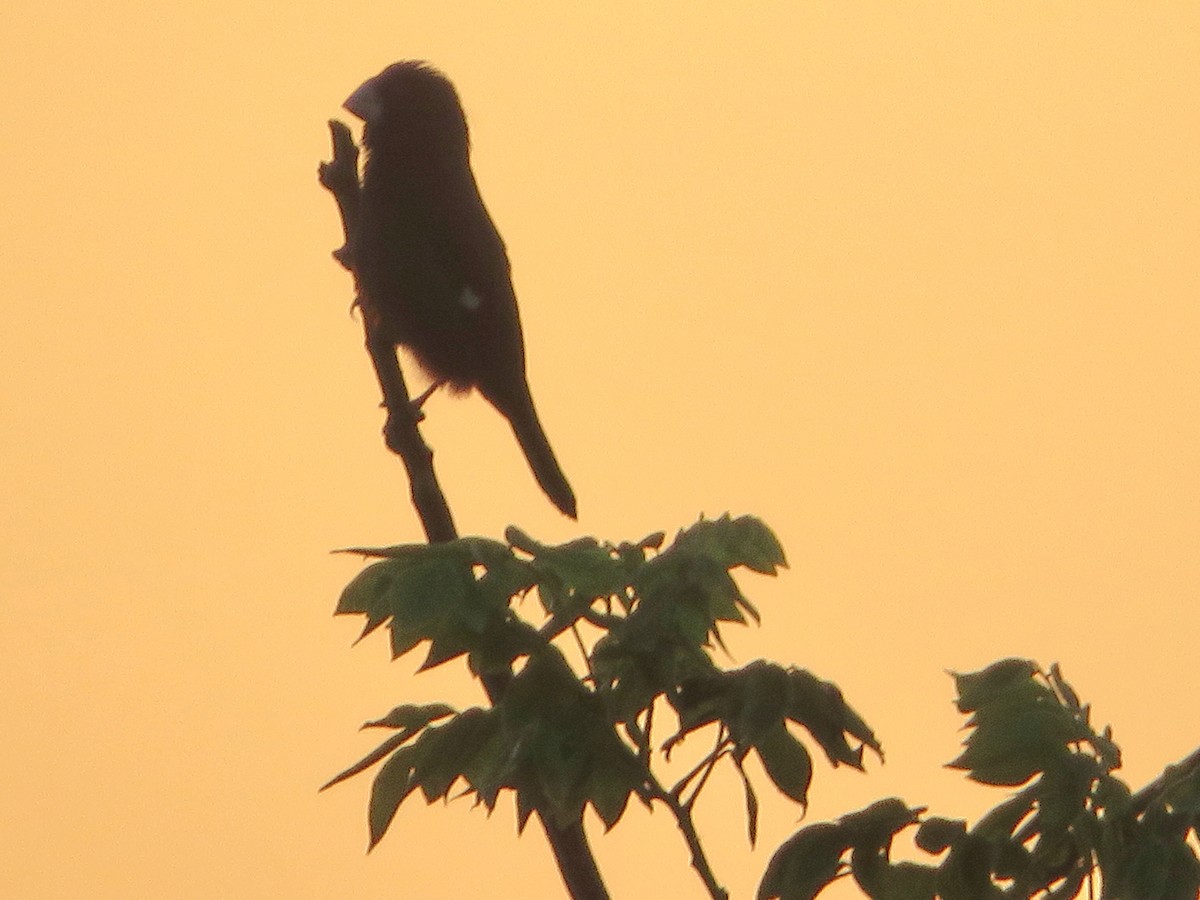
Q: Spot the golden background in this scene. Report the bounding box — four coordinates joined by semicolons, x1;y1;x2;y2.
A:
2;3;1196;897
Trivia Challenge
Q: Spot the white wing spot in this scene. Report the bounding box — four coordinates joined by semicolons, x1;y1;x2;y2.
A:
459;286;482;310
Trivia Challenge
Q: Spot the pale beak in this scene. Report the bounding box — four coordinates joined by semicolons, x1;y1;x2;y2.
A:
343;77;382;123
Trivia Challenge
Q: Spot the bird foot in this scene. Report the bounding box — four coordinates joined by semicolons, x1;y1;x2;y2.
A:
380;381;445;453
410;380;444;411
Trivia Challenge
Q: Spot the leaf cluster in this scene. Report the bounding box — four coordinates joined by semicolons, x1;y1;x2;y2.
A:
758;659;1200;899
327;515;881;895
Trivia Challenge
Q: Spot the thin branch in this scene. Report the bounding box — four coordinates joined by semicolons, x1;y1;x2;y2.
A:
317;119;359;270
670;727;732;807
682;742;726;812
643;771;728;900
319;118;608;900
320;120;455;543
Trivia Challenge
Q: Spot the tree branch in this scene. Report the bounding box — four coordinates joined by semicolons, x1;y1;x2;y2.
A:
319;118;608;900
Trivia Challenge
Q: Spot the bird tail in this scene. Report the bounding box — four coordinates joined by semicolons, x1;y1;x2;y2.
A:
501;394;577;519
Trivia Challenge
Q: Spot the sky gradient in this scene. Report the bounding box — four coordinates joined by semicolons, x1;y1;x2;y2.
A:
2;4;1197;897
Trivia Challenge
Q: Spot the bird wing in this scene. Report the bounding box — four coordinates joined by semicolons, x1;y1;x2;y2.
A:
417;165;528;396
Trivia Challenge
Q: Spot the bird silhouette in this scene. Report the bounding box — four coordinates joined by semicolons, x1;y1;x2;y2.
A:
344;61;576;518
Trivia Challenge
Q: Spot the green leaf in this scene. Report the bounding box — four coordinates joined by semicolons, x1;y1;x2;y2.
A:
509;530;629;618
321;730;412;792
949;705;1081;786
758;823;848;900
586;759;635;831
459;716;509;809
970;789;1035;840
363;703;456;731
336;540;531;671
860;861;937;900
471;540;538;607
662;669;731;754
502;652;618;828
1093;772;1132;816
1121;833;1177;898
515;786;537;834
786;668;880;769
412;709;493;803
725;514;789;574
1042;867;1088;900
675;514;788;575
416;631;473;671
336;560;396;637
1023;753;1098;844
754;722;813;807
914;817;967;854
839;798;924;846
991;837;1033;881
583;715;646;831
367;746;418;849
949;740;1060;787
735;662;791;746
937;831;1003;900
336;542;444;559
952;658;1039;713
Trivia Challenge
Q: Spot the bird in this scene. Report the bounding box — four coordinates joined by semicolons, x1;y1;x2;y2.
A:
343;61;577;519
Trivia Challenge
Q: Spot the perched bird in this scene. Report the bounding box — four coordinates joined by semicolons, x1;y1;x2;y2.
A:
344;61;577;518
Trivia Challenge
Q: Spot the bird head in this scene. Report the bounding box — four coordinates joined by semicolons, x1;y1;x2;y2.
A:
344;61;470;157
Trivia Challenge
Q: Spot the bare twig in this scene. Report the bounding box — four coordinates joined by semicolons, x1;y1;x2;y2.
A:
644;771;729;900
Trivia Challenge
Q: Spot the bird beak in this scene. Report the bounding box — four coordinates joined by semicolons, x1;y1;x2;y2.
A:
343;77;382;123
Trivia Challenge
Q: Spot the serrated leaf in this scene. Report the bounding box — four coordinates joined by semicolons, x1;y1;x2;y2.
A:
675;514;788;575
949;741;1059;787
673;598;715;646
515;786;537;834
475;551;538;606
508;530;630;618
587;763;634;831
950;704;1081;786
387;617;424;659
458;716;509;808
417;633;471;671
412;710;493;803
336;560;395;622
786;668;877;769
952;658;1039;713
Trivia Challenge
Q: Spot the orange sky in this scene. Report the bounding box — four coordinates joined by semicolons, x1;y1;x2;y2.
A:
2;4;1197;897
